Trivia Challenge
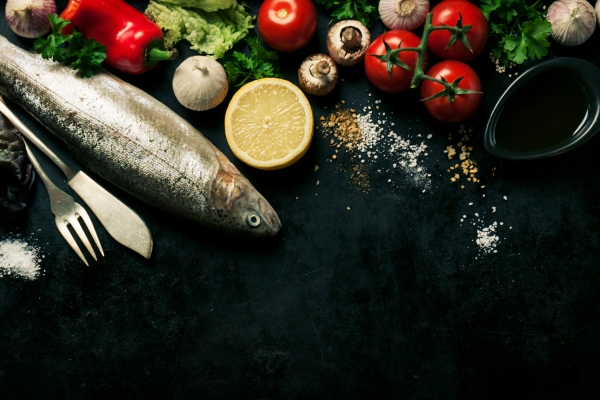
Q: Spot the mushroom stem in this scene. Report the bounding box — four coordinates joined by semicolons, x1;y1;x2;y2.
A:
341;27;362;52
310;60;331;78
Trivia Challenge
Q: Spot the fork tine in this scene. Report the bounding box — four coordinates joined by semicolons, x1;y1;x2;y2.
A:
55;219;90;266
66;214;98;262
73;203;104;257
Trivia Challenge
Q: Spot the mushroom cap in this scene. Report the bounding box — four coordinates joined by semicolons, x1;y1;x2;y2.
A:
298;54;339;96
326;20;371;67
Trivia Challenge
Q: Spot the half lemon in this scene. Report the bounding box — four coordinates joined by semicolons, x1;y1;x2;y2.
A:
224;78;314;170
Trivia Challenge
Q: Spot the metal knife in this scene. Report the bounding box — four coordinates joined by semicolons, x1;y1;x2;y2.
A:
0;97;153;259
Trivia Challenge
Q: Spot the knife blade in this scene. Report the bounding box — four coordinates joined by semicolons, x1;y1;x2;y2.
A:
68;171;153;259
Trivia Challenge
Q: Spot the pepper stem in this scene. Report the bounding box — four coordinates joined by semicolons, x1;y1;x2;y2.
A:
147;46;178;63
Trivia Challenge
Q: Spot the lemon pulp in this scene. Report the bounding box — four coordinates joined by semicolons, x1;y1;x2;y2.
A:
225;78;313;170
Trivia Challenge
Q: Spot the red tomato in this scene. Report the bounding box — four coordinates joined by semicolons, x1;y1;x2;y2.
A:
258;0;317;52
364;30;425;94
428;0;489;62
420;60;482;123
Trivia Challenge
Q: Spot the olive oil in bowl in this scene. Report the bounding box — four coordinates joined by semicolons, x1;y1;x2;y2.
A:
484;58;600;160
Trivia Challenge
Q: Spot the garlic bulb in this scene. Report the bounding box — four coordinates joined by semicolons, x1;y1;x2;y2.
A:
547;0;596;46
378;0;429;31
5;0;57;38
172;56;229;111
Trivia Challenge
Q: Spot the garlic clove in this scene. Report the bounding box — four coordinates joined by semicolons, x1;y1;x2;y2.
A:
548;0;596;47
172;56;229;111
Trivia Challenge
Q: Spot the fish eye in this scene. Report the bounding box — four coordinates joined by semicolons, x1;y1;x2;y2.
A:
246;213;261;227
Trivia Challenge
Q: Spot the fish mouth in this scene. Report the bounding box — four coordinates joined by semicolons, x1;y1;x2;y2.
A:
256;197;282;236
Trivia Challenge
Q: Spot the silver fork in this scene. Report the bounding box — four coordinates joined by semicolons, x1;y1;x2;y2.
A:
24;142;104;266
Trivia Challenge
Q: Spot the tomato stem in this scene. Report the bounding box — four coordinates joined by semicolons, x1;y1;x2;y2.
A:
371;12;479;102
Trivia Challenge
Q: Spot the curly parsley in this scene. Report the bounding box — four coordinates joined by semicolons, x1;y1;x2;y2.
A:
222;37;282;87
33;14;107;78
315;0;379;27
480;0;551;66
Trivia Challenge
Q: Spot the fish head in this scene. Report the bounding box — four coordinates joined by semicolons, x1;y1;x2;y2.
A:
210;170;282;237
210;149;281;237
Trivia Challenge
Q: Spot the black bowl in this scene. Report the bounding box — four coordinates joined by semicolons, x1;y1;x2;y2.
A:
484;57;600;160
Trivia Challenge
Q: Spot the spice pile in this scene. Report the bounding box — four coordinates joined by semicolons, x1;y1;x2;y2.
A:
320;100;431;192
0;234;44;280
445;124;482;187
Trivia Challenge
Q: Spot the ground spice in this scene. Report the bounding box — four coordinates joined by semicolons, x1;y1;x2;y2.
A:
320;100;431;192
320;104;372;192
320;104;363;154
0;234;43;280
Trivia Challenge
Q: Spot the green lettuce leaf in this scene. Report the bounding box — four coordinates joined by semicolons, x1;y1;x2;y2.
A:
155;0;236;13
145;1;253;59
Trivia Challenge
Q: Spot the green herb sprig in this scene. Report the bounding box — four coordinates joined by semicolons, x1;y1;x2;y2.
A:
480;0;551;66
33;14;107;78
222;37;282;87
315;0;379;27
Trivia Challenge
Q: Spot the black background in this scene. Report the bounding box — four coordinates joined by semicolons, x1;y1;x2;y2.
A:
2;1;600;398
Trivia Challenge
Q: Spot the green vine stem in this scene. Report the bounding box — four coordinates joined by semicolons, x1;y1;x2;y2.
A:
371;12;482;102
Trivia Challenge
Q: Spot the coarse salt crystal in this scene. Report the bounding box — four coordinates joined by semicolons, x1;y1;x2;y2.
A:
0;236;43;280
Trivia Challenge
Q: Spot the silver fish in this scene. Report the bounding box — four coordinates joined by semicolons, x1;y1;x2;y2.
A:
0;35;281;237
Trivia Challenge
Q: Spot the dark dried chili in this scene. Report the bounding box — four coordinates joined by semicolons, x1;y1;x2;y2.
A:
0;117;34;223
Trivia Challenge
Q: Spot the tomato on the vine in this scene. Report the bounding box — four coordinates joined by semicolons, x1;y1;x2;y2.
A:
428;0;488;62
420;60;482;123
364;30;426;94
258;0;317;52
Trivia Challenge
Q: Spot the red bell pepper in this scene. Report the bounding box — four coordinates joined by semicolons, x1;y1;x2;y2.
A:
60;0;177;74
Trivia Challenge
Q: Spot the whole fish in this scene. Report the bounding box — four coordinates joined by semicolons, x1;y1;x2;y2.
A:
0;35;281;237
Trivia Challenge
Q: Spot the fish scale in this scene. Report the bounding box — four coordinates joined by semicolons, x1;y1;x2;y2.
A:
0;35;281;237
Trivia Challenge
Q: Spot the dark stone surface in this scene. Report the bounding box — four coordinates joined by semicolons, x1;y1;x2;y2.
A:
1;1;600;399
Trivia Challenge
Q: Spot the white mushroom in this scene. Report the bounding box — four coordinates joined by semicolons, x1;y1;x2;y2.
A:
326;20;371;67
172;56;229;111
298;54;339;96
